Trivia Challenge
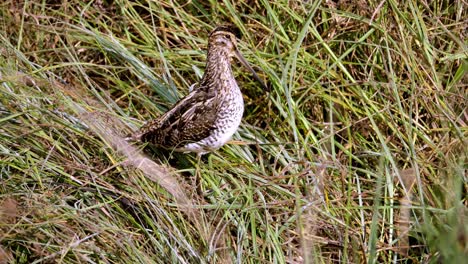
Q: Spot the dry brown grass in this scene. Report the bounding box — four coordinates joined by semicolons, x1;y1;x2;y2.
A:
1;0;466;263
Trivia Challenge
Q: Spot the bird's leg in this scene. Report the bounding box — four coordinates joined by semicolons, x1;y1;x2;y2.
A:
193;152;203;196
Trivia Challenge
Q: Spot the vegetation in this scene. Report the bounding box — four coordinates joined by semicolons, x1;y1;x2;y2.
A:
0;0;466;263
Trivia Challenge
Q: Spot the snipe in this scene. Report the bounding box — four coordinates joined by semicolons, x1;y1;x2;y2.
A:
132;25;266;155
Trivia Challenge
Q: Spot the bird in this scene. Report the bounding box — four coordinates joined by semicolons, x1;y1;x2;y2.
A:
131;25;267;156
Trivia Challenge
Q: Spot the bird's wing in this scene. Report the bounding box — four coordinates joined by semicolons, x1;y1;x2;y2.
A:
134;90;219;148
176;95;219;144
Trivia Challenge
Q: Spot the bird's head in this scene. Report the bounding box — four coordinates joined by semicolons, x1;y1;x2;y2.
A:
208;25;241;56
208;25;267;90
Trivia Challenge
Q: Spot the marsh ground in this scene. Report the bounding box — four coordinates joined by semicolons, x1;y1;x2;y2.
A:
0;1;466;263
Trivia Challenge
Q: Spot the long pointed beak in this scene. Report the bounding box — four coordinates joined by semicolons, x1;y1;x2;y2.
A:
234;49;268;91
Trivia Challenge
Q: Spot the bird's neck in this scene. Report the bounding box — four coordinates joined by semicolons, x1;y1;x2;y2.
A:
200;48;234;89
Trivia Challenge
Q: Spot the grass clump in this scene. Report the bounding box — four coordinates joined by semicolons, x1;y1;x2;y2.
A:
1;0;466;263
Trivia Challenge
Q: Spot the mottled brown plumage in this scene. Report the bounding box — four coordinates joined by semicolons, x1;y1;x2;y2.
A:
132;26;266;155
